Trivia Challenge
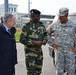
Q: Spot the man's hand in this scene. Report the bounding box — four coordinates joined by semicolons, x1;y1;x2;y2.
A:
52;44;59;50
42;40;47;45
32;40;42;46
72;47;76;53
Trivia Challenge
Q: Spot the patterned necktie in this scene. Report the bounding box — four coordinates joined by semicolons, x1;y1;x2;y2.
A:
8;29;11;35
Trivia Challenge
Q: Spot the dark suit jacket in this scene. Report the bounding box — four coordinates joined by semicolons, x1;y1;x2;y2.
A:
0;24;17;75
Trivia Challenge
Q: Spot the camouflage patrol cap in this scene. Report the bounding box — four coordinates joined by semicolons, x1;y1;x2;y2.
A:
58;7;69;16
30;9;41;15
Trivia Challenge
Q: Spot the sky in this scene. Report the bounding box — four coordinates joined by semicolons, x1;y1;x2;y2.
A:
0;0;76;15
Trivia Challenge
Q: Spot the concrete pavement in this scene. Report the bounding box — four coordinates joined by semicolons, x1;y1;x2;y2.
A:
15;43;56;75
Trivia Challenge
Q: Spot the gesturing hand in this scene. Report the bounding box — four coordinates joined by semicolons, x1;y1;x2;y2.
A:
72;47;76;53
52;44;59;50
32;40;42;46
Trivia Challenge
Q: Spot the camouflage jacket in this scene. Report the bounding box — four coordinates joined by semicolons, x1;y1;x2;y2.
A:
49;19;76;49
19;21;47;49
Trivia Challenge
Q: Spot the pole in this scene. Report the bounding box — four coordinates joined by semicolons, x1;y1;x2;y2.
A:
4;0;9;13
28;0;30;18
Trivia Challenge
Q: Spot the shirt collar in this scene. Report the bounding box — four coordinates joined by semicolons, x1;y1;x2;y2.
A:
3;23;10;32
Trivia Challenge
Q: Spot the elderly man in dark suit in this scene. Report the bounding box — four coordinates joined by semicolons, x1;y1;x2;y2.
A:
0;13;17;75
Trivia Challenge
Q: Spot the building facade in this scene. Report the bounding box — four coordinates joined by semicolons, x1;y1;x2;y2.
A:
0;4;55;28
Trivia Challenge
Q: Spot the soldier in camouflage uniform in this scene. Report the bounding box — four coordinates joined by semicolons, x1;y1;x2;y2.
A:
47;7;76;75
19;9;47;75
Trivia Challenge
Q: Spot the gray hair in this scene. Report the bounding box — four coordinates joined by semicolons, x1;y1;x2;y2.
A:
3;13;14;23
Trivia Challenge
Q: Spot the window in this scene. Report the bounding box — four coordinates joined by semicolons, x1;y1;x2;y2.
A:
11;8;13;12
9;8;10;12
18;17;20;20
14;8;16;12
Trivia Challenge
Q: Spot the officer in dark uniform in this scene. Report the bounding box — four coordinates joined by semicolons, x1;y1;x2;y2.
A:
0;17;3;24
19;9;47;75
